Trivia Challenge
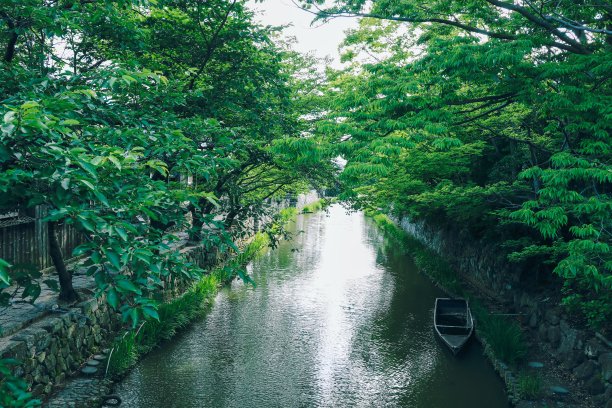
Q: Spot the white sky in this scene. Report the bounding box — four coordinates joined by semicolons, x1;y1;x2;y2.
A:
248;0;358;67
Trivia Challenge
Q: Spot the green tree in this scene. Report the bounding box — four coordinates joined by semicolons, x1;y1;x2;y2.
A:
305;0;611;328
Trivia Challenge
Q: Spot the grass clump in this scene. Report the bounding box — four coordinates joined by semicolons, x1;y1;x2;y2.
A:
300;198;333;214
234;232;270;266
472;302;527;366
107;271;222;376
107;332;138;375
517;372;542;400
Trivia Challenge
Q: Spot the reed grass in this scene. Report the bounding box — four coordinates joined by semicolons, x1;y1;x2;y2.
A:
517;372;542;400
471;301;527;366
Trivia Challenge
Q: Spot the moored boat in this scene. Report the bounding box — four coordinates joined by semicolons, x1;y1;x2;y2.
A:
434;297;474;355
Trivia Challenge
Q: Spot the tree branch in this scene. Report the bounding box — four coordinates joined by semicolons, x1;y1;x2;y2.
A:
484;0;592;54
447;92;517;106
187;0;238;91
453;100;514;126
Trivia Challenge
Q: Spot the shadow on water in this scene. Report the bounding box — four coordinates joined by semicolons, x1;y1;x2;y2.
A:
115;205;508;408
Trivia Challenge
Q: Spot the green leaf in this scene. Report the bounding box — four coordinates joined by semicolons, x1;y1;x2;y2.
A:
20;101;39;110
107;288;119;309
105;250;122;270
142;306;160;321
60;119;80;126
93;190;110;207
115;227;128;241
78;160;97;178
79;218;95;233
0;259;11;286
108;156;122;170
117;279;142;295
80;179;95;190
122;75;136;84
43;279;59;292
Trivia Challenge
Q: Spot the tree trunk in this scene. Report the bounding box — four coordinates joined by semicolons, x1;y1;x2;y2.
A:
224;210;238;231
188;205;204;243
48;221;79;303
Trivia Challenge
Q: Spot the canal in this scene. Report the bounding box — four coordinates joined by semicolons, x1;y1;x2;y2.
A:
115;205;508;407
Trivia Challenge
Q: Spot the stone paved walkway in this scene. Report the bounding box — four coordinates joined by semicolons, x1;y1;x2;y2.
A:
0;273;95;338
46;377;114;408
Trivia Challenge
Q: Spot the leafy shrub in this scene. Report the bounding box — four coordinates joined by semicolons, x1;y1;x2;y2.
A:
561;293;612;333
0;358;40;407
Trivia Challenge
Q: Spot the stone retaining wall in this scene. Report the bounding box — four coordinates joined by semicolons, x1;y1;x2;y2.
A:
399;217;612;407
0;297;120;397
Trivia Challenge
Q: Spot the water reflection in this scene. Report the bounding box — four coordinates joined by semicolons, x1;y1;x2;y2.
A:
116;205;508;408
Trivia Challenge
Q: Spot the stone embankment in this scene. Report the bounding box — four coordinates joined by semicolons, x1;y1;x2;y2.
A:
0;296;118;397
399;218;611;408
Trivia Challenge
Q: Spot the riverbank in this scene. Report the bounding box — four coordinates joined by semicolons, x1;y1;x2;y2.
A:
42;208;300;407
104;231;275;378
369;212;609;408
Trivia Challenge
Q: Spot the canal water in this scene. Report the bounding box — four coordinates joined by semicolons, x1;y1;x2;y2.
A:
115;205;508;407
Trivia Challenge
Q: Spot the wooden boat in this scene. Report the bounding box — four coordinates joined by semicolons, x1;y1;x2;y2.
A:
434;298;474;355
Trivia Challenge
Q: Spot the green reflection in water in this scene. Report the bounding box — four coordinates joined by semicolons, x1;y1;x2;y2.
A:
116;205;508;408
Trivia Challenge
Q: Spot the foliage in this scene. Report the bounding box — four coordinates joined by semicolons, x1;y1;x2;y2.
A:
303;0;612;330
301;198;333;214
261;206;298;248
0;0;331;320
0;0;331;401
0;359;40;407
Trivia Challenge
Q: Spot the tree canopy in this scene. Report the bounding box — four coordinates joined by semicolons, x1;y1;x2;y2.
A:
0;0;334;327
1;0;611;404
303;0;611;329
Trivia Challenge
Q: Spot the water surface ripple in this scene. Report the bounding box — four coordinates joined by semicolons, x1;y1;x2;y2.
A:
116;205;508;408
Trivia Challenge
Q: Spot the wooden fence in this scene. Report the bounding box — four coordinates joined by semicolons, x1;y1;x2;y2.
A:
0;206;85;273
